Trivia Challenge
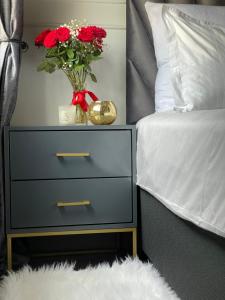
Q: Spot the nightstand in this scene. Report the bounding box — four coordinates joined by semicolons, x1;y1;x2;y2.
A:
4;125;137;269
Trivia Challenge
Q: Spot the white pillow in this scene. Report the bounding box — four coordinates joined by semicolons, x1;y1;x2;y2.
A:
163;6;225;111
145;2;225;112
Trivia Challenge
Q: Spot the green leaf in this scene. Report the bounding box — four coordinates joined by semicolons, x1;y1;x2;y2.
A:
46;48;58;57
74;64;85;72
37;60;56;73
37;61;48;72
87;65;92;72
90;73;97;83
87;54;102;62
92;56;102;61
67;48;74;59
47;66;56;73
45;63;55;73
50;57;62;67
58;50;66;56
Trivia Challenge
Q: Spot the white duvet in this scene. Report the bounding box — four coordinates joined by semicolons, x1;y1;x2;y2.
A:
137;109;225;238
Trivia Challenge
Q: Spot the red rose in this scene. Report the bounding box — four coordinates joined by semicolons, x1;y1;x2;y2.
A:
35;29;51;46
43;30;58;48
77;26;107;43
56;27;71;42
77;26;95;42
93;27;106;39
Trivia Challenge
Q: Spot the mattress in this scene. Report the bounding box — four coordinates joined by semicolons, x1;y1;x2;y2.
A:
137;109;225;238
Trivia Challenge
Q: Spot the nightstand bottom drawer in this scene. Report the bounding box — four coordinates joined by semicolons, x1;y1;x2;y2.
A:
11;178;132;228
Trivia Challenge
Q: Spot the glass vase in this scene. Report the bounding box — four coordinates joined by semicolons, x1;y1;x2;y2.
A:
63;68;88;125
75;104;88;125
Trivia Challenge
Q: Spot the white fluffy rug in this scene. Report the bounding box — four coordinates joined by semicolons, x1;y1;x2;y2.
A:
0;257;180;300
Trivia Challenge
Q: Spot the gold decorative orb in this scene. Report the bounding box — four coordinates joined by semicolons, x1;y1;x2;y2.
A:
88;100;117;125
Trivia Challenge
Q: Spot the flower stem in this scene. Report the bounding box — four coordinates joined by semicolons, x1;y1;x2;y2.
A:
63;68;87;91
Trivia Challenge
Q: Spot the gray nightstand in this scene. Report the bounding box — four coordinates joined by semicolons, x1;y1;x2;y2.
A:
4;125;137;269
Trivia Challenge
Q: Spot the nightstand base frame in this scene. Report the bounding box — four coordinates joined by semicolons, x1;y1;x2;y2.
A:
7;227;137;270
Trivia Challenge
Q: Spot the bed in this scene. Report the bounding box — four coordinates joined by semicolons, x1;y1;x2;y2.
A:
127;1;225;299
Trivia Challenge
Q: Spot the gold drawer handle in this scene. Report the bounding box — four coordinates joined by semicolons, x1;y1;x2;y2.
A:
56;152;90;157
57;201;91;207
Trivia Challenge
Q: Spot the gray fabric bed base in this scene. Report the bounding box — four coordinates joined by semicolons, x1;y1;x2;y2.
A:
140;188;225;300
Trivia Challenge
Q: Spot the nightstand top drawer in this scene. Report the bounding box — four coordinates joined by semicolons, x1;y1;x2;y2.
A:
9;129;133;180
11;178;133;229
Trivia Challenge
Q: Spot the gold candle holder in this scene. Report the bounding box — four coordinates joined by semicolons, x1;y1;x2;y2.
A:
88;100;117;125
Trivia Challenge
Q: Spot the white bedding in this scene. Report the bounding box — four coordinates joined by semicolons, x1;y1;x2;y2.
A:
137;110;225;237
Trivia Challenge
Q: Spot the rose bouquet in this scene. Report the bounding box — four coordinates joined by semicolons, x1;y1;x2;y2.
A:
35;20;107;123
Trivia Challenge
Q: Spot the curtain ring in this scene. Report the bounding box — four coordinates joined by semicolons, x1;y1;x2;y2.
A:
20;41;29;52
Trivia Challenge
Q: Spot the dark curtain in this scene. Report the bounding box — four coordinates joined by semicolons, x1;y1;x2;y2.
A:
0;0;24;275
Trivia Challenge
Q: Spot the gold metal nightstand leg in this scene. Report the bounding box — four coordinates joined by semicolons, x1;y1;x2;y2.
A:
7;235;12;270
132;228;137;257
6;228;137;268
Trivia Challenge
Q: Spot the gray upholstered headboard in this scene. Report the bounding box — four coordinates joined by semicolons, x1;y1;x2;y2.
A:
126;0;225;124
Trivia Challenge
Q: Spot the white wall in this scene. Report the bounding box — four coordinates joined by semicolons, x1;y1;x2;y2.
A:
11;0;126;126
